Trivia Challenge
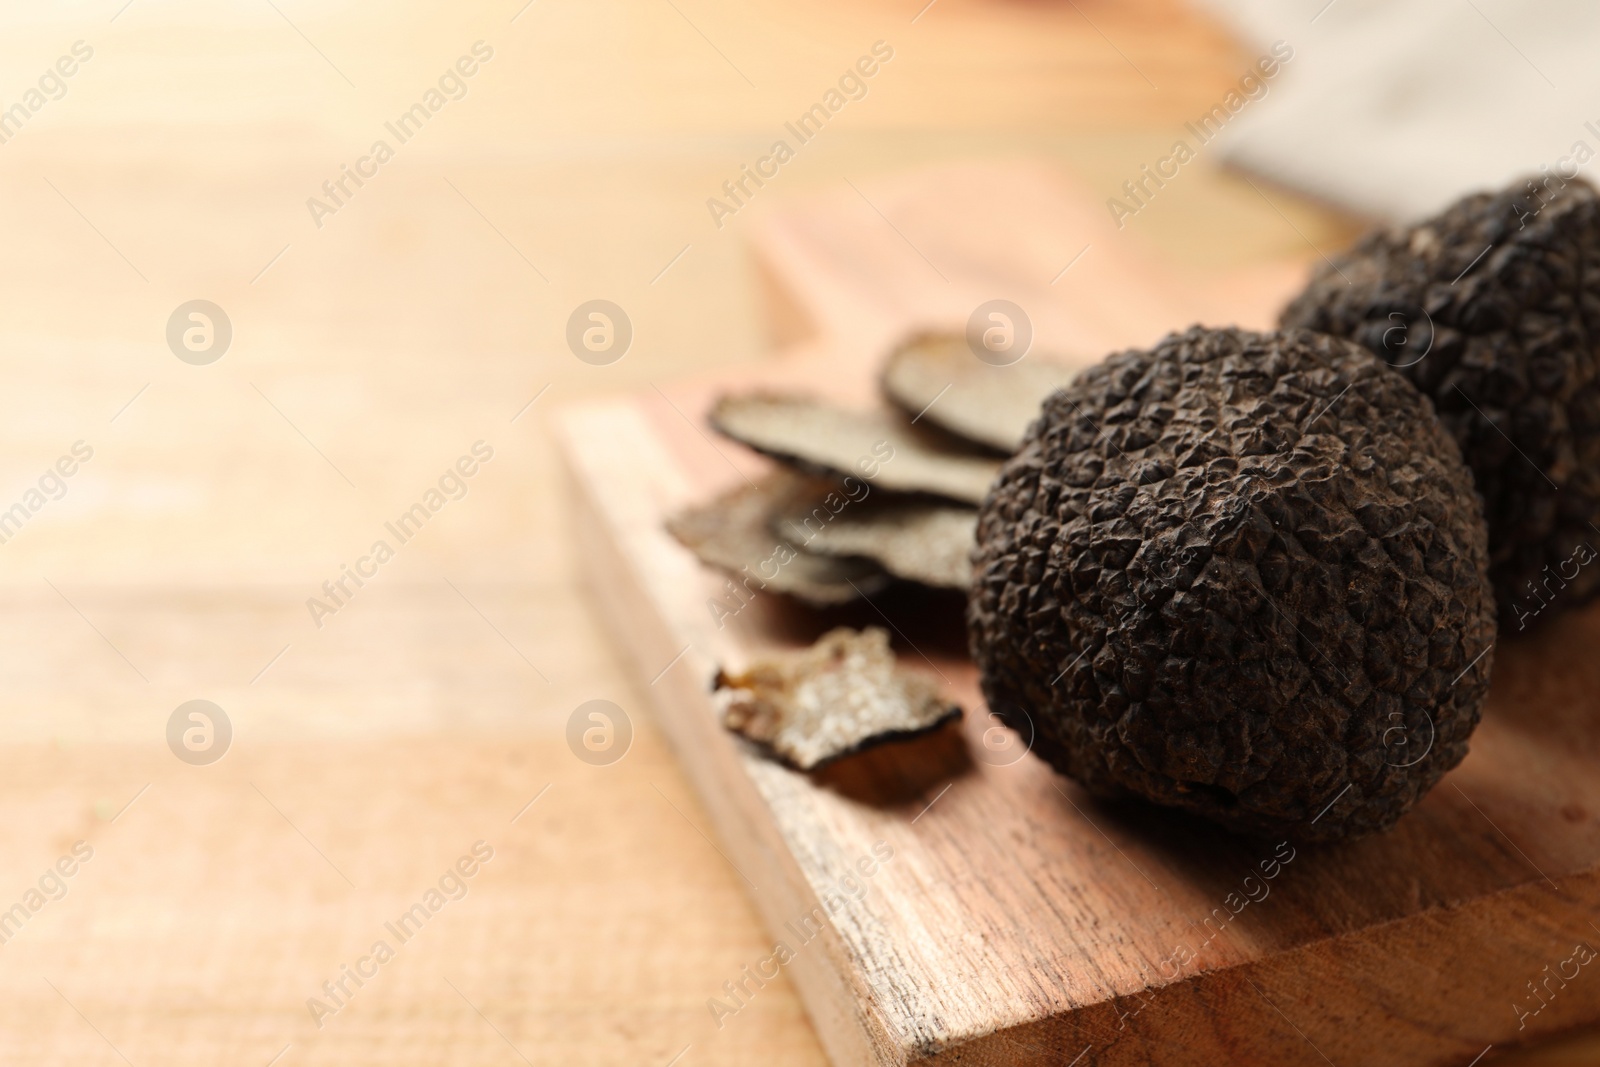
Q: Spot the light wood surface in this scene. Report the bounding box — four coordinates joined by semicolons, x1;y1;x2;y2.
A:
1;0;1594;1064
558;163;1600;1066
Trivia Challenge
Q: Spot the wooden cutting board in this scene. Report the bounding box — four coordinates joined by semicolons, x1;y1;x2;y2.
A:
555;162;1600;1067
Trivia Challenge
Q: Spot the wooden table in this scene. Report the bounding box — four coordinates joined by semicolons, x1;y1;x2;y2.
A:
0;1;1589;1063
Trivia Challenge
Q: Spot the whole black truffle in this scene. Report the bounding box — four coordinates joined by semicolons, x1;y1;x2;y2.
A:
968;327;1495;841
1281;177;1600;632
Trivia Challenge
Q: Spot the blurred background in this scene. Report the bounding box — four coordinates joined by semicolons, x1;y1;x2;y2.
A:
0;0;1594;1063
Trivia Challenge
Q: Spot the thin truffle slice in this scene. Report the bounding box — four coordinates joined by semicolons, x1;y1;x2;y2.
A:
782;497;977;590
969;326;1496;841
1281;177;1600;630
666;472;888;606
881;332;1080;452
709;392;1002;505
716;627;961;770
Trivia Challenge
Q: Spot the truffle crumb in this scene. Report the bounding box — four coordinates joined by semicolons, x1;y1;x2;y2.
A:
716;627;961;770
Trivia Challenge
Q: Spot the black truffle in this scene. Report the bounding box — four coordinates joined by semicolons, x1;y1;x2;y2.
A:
1281;177;1600;631
968;326;1495;841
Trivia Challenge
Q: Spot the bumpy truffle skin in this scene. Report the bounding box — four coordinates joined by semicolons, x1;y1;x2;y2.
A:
1281;178;1600;631
968;327;1495;841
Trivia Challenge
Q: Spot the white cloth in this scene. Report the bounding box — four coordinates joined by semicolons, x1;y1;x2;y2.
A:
1190;0;1600;220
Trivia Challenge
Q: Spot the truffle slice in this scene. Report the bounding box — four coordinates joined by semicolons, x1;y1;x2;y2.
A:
666;472;888;606
880;332;1080;452
782;498;977;590
969;326;1495;841
709;393;1002;505
1281;176;1600;630
716;627;961;769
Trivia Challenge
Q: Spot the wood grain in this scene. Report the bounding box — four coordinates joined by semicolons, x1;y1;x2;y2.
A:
0;0;1593;1063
